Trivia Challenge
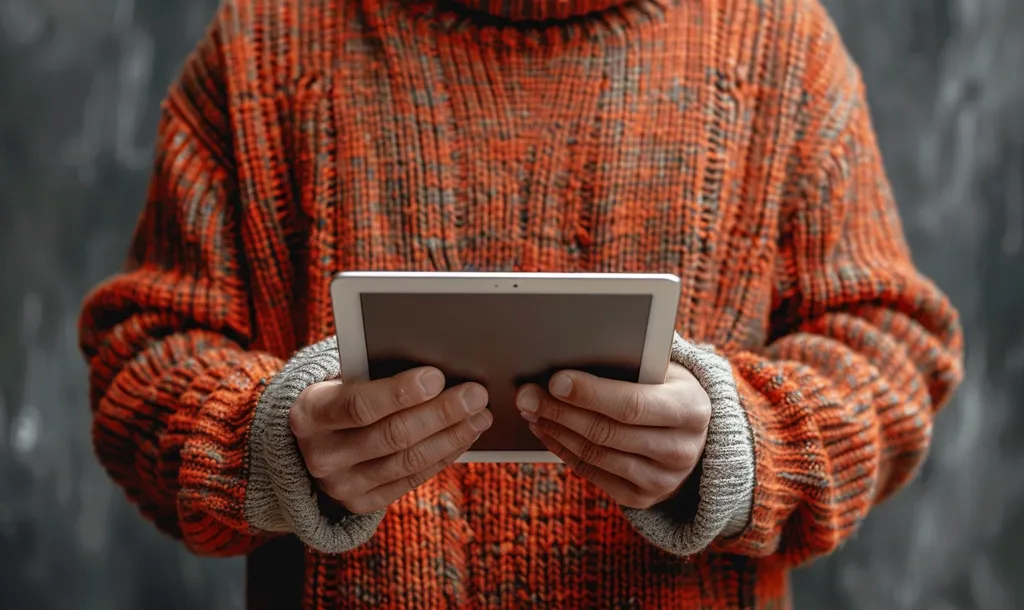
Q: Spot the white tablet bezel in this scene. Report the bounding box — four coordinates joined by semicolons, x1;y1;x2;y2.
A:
329;271;681;463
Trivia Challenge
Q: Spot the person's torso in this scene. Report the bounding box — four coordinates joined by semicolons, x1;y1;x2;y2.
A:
225;0;811;606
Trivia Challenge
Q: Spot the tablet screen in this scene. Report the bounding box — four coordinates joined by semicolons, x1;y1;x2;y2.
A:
359;292;651;452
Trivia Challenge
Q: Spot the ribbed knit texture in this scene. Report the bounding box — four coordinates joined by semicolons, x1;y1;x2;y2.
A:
621;334;755;557
78;0;965;608
246;337;387;550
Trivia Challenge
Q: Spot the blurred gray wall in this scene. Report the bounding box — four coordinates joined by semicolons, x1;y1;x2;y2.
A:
1;0;1022;608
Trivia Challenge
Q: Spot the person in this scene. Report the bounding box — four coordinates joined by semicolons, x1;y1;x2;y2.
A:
78;0;964;607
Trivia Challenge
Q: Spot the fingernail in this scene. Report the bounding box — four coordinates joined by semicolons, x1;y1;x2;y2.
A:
550;374;572;398
463;385;488;411
517;388;539;413
521;410;539;423
469;411;491;432
418;369;444;396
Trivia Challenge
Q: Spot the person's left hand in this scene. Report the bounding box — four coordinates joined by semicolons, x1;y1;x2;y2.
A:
516;363;711;509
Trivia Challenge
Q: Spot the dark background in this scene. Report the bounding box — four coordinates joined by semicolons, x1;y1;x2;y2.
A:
1;0;1022;608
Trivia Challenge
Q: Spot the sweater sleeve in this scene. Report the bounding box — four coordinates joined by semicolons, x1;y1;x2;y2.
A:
78;8;384;557
624;8;964;564
78;13;279;557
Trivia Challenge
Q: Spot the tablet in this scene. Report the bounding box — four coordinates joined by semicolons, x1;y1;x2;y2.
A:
330;272;681;463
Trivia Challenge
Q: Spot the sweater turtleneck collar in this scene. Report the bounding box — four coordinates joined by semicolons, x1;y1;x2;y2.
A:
453;0;632;21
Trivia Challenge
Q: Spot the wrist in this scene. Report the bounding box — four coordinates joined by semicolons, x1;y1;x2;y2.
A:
620;334;755;556
244;336;386;553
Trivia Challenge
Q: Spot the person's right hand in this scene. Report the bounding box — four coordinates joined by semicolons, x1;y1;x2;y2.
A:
289;367;491;514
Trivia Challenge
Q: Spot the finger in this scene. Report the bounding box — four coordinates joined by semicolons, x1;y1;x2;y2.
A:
531;428;654;509
303;384;486;480
301;431;356;479
518;385;681;460
341;440;474;515
546;370;686;427
350;383;488;462
346;409;492;493
530;419;684;496
299;367;445;433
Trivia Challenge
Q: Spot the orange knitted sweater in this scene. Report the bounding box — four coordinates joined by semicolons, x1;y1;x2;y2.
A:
78;0;964;608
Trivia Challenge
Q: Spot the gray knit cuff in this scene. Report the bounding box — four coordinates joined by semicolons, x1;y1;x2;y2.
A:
244;336;386;554
622;333;755;556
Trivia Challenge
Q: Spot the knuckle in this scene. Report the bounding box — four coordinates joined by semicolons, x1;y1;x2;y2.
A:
289;402;310;437
658;440;690;465
678;441;702;466
382;415;412;451
694;395;713;425
577;441;605;467
405;467;433;490
292;384;327;433
646;472;676;496
402;443;431;475
325;478;352;502
622;459;645;487
587;417;616;446
621;388;648;425
305;451;334;479
346;390;376;428
376;458;401;482
445;423;471;449
553;443;576;467
574;458;598;480
672;381;710;428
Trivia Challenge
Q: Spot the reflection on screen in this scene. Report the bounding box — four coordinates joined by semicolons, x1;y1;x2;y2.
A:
359;292;651;452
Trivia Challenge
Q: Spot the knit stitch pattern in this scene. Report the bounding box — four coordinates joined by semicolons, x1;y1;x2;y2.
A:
78;0;964;607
